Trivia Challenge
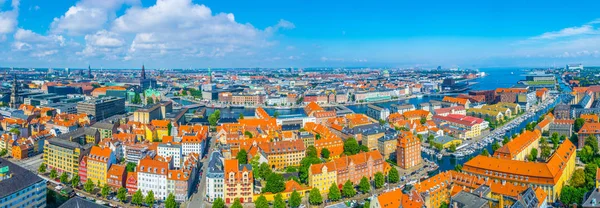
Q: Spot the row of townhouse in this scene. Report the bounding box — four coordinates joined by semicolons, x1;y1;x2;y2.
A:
308;150;387;193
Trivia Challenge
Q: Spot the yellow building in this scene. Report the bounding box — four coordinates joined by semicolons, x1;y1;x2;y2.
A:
414;171;451;208
308;162;337;193
44;139;87;176
256;140;306;170
362;130;385;151
223;159;254;204
463;139;576;203
86;146;115;186
493;130;541;161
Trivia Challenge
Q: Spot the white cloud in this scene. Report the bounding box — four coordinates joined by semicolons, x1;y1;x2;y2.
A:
530;25;595;40
12;29;71;58
112;0;293;60
78;30;126;59
51;0;139;35
0;0;20;39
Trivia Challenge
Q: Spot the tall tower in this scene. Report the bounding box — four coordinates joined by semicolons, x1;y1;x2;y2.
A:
88;65;93;78
10;74;18;109
208;67;212;84
141;64;146;79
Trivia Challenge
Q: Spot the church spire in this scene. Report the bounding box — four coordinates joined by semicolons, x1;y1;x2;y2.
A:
10;74;18;109
208;67;212;84
141;64;146;79
88;65;93;79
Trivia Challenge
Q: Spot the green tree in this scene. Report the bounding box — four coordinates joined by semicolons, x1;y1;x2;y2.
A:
309;188;323;205
38;163;47;173
237;149;248;164
231;198;243;208
420;117;427;124
208;114;218;126
540;137;552;160
360;145;369;153
321;148;330;159
84;179;95;193
344;137;360;155
71;175;79;188
290;190;302;208
585;135;599;153
560;185;586;206
244;131;253;138
528;148;538;161
273;193;285;208
491;141;501;152
574;118;586;132
0;149;6;157
165;193;177;208
502;136;510;145
126;162;137;172
117;187;127;202
315;134;321;140
257;162;272;180
50;169;58;179
145;190;156;207
264;173;285;193
342;180;356;198
365;201;371;208
454;164;463;172
359;177;371;193
239;113;244;119
101;184;110;198
167;122;173;136
374;172;385;188
448;143;457;152
570;169;586;188
481;149;490;156
273;111;280;118
306;145;318;158
439;202;449;208
132;93;141;104
388;167;399;183
212;198;225;208
132;190;143;205
146;97;154;105
328;183;341;201
299;156;321;183
60;172;69;184
255;195;269;208
585;163;599;189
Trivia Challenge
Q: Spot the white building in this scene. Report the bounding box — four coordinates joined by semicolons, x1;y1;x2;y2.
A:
181;135;205;159
158;143;182;168
137;156;171;200
206;151;224;202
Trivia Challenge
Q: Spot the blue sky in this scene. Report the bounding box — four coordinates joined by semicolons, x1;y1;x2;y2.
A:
2;0;600;69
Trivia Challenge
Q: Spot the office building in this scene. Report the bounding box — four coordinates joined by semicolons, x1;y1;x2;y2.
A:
77;97;125;121
0;158;46;208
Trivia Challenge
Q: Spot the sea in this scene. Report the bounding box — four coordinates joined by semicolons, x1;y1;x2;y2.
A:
174;67;571;172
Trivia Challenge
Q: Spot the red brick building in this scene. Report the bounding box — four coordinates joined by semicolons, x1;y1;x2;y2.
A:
107;164;127;190
396;132;422;169
78;156;88;184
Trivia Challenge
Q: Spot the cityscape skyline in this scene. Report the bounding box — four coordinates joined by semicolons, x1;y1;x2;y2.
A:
2;0;600;69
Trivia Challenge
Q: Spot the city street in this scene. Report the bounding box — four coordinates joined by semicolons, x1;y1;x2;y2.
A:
184;132;217;208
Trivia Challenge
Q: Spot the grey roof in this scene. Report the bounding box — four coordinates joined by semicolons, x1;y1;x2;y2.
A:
451;191;490;208
48;138;83;149
583;188;600;207
207;151;224;177
91;122;115;130
0;158;45;198
473;185;491;197
511;187;539;208
58;197;109;208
